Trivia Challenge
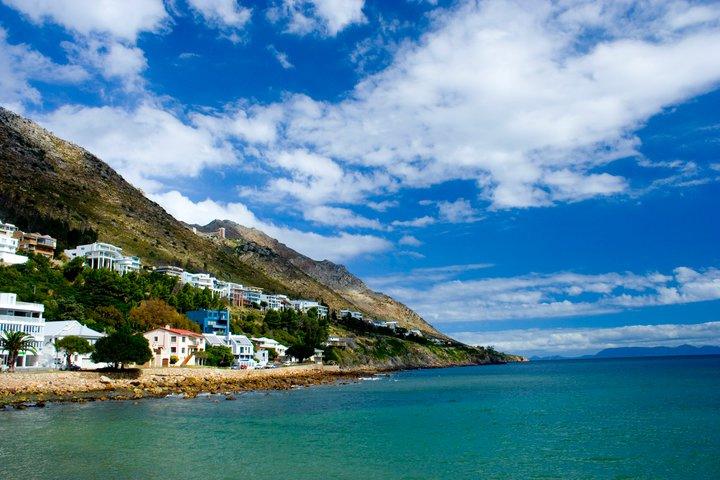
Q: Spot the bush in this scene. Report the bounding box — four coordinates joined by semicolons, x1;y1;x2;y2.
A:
169;355;179;365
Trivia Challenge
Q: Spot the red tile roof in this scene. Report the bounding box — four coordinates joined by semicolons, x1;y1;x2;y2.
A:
163;327;203;337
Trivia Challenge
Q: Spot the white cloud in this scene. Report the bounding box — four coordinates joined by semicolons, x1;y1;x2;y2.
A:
246;0;720;210
63;39;148;89
303;205;382;230
367;200;398;212
2;0;169;42
36;102;236;191
372;266;720;324
4;0;170;92
437;198;481;223
454;321;720;356
187;0;252;42
268;0;366;36
268;45;294;69
391;216;435;228
0;27;88;110
398;235;422;246
150;190;392;262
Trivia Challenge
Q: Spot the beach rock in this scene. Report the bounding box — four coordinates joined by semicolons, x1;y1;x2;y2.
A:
99;376;112;384
225;395;237;401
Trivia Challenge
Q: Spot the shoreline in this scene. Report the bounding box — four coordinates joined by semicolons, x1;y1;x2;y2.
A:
0;361;501;409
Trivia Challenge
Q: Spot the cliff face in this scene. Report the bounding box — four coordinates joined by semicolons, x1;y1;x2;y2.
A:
0;107;440;335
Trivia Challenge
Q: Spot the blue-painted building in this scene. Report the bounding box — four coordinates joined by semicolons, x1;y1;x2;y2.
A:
186;309;230;335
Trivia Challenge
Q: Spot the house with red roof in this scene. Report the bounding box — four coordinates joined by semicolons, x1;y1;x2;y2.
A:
144;325;206;367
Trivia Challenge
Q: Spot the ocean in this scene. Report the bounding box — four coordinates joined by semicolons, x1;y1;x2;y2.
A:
1;356;719;479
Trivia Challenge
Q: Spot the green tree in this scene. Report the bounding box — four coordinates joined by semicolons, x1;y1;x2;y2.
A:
264;309;282;330
202;345;234;367
88;305;126;332
55;335;93;368
91;329;152;369
62;257;85;282
0;331;37;372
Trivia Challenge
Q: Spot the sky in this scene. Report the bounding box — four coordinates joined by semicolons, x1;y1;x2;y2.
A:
1;0;719;357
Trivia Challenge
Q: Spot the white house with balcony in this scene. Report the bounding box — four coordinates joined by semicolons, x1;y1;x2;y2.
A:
0;292;45;368
41;320;106;369
144;326;206;367
64;242;141;274
204;333;255;367
251;337;288;358
0;220;28;266
291;300;329;318
181;271;215;290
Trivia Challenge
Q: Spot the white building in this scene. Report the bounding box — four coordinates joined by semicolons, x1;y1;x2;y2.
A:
64;242;141;274
144;326;206;367
42;320;106;369
239;286;263;306
204;333;255;367
0;293;44;368
155;265;184;278
291;300;329;318
181;271;215;290
262;294;291;311
340;309;363;321
254;348;269;367
251;337;288;358
0;220;28;266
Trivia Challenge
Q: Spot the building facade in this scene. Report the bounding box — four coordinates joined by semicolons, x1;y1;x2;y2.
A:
0;293;45;368
42;320;105;369
144;326;206;367
291;300;329;318
0;220;28;266
15;232;57;258
64;242;141;274
204;333;255;367
186;309;231;335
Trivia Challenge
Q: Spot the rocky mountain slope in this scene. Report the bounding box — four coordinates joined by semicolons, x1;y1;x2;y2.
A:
196;220;442;335
0;107;440;335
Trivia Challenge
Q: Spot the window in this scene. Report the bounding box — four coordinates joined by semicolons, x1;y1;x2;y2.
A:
154;336;158;342
181;348;185;354
182;337;186;343
171;347;176;353
171;336;177;343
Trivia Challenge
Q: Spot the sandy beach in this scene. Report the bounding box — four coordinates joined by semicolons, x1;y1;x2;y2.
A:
0;365;378;407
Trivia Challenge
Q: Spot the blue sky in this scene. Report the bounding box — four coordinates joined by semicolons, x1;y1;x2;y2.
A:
1;0;719;355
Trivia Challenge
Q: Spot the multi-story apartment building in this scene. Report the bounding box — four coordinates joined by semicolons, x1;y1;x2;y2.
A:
0;293;45;368
181;271;215;290
155;265;184;278
240;286;263;306
186;309;231;335
15;232;57;259
64;242;141;274
0;220;27;266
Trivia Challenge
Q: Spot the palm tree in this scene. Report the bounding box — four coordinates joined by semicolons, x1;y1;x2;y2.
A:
0;331;37;372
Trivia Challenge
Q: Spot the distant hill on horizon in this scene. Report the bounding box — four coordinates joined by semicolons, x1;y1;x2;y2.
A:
531;344;720;361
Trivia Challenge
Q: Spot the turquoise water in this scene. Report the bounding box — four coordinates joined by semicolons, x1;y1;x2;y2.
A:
1;356;719;479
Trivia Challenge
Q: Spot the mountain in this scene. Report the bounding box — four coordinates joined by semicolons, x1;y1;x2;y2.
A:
593;344;720;358
195;220;441;336
0;106;439;336
531;344;720;361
